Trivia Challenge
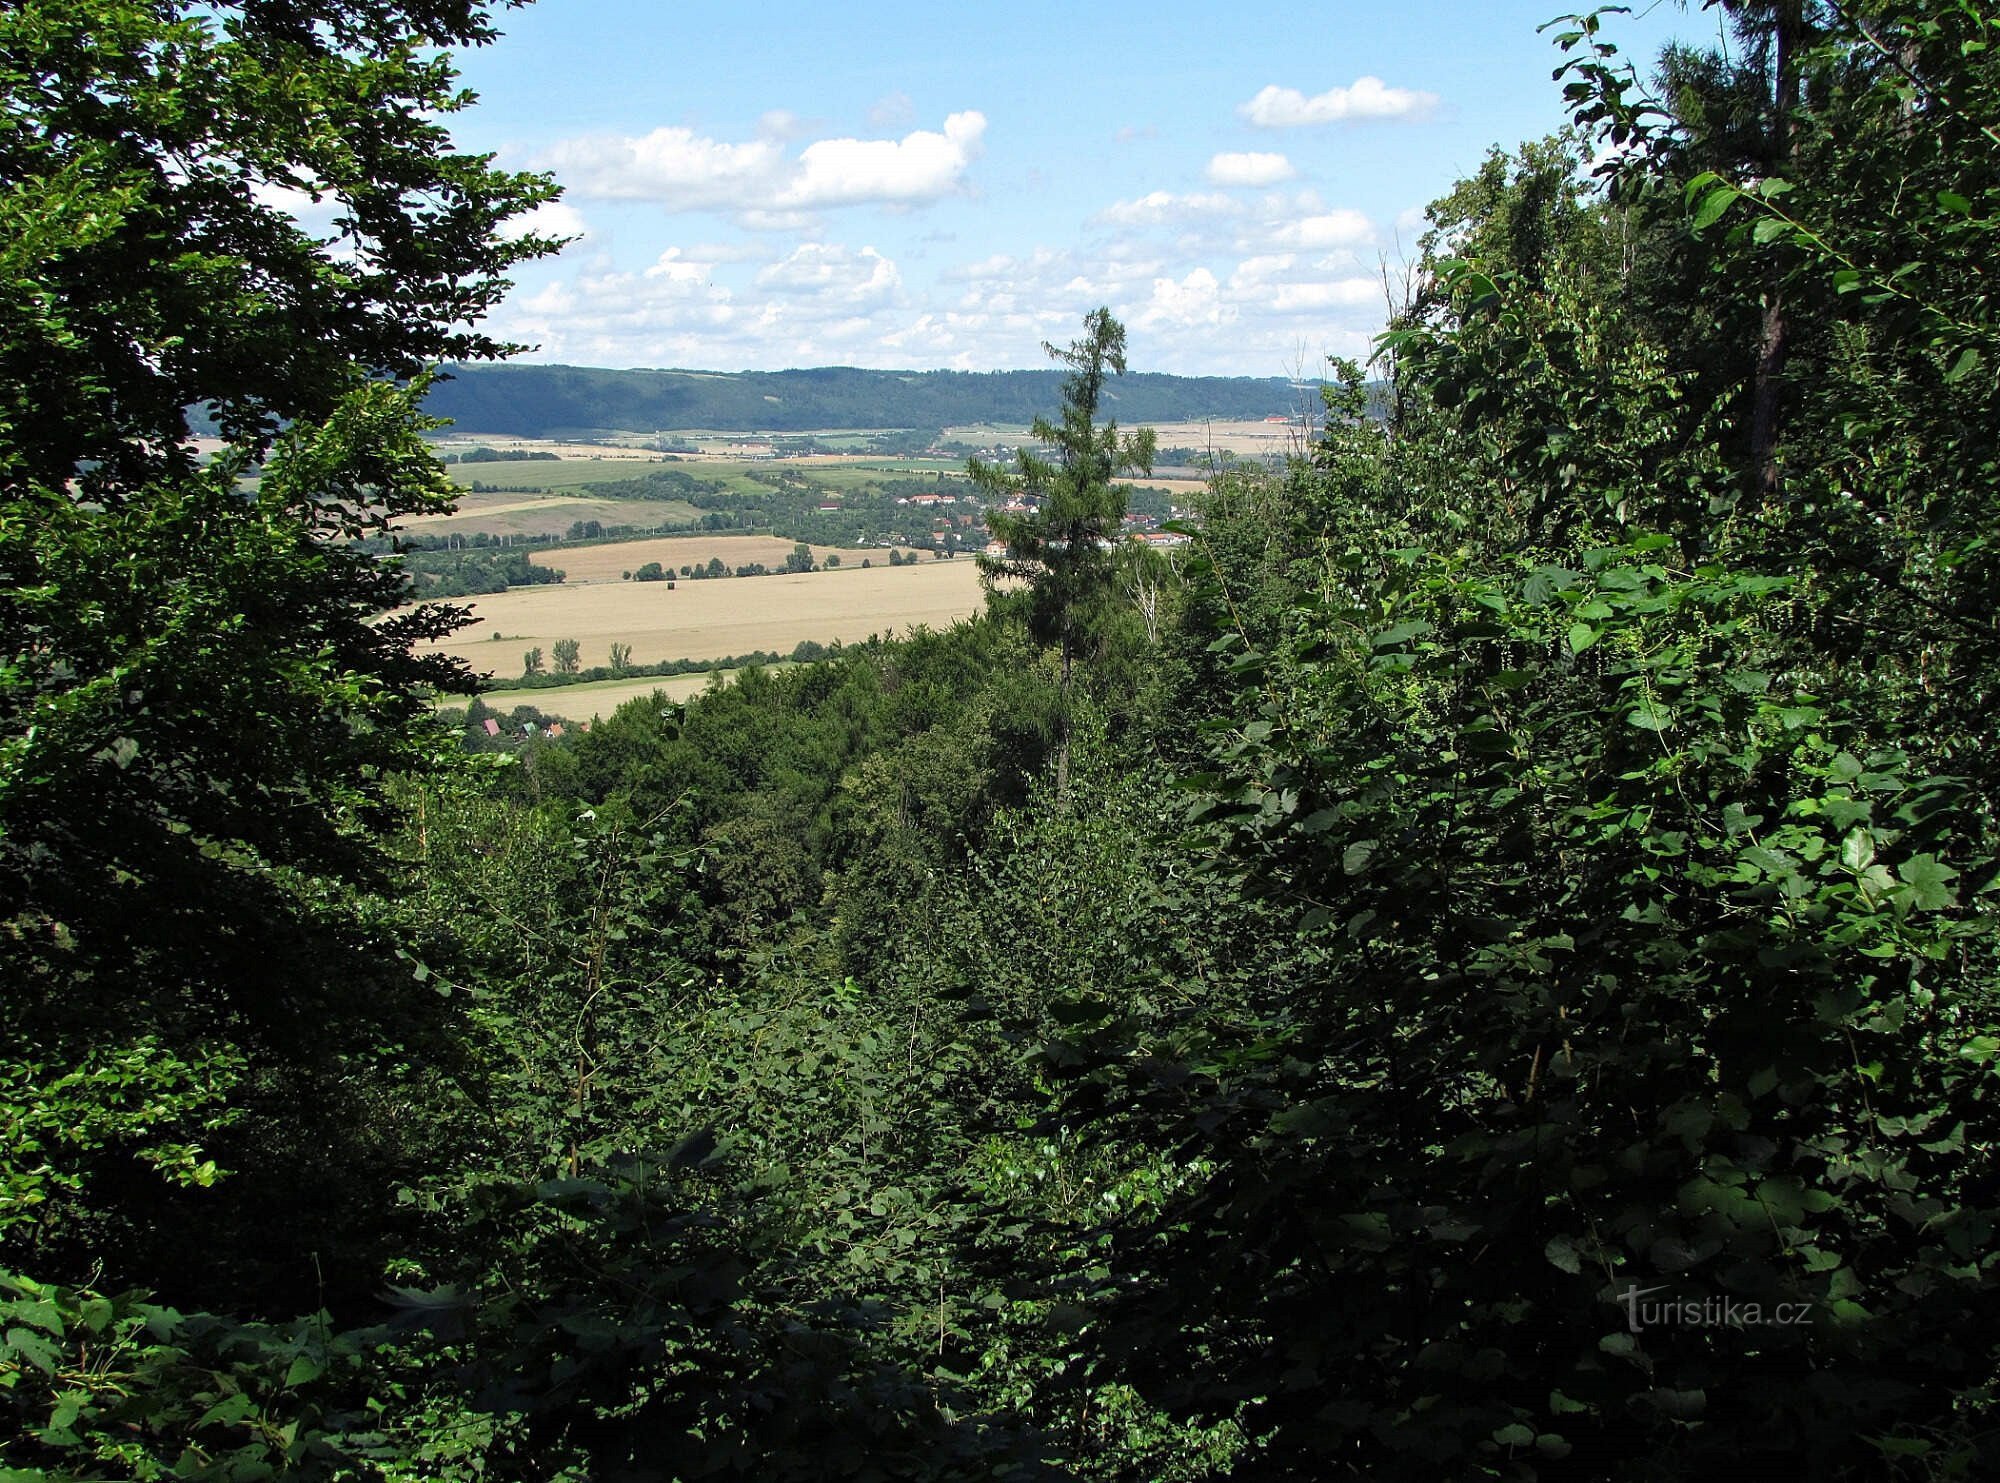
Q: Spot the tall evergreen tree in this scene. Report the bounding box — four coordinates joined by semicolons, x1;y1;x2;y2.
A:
971;308;1155;799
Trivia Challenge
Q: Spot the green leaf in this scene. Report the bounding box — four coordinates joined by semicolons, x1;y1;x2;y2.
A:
1544;1235;1582;1274
1690;183;1739;232
1894;855;1958;911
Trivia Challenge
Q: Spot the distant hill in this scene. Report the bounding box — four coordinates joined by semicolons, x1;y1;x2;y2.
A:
419;363;1316;437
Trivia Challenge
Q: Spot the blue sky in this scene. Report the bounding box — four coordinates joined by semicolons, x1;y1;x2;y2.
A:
445;0;1708;376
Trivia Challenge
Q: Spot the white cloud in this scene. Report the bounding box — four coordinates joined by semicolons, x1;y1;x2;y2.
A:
779;111;985;209
1095;190;1239;227
251;180;343;236
1270;209;1376;249
755;242;902;305
1239;76;1439;127
1206;151;1296;188
539;127;783;208
537;113;984;223
1265;278;1383;313
1134;268;1224;332
497;200;591;247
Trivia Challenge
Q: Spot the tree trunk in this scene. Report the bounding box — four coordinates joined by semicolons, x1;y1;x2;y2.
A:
1751;0;1802;504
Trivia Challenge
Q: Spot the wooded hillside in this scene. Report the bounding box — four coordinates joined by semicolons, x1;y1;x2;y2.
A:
419;362;1307;436
6;1;1999;1479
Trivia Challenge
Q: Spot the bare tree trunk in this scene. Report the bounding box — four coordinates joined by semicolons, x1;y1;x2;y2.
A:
1752;0;1802;503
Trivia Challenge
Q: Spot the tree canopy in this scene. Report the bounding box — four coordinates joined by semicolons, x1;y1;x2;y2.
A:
8;1;2000;1478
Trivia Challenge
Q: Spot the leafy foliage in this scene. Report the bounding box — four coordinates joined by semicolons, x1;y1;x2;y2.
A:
14;2;2000;1478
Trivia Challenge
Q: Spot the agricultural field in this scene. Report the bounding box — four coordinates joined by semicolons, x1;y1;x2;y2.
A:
440;457;684;491
460;668;763;721
530;534;854;583
422;557;984;675
1146;417;1313;458
403;489;705;539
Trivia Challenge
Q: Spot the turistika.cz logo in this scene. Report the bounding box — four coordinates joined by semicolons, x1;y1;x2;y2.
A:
1619;1285;1814;1333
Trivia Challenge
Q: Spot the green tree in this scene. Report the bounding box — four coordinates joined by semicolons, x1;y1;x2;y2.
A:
971;308;1155;798
609;641;633;673
0;0;560;1307
552;637;581;675
1051;8;2000;1475
523;646;545;676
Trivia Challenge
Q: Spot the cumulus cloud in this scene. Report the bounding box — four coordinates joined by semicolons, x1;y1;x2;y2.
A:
1269;209;1376;249
1239;76;1438;127
1206;151;1296;188
497;200;591;247
537;113;984;223
780;112;985;209
251;180;344;236
1094;190;1239;227
1134;268;1224;332
539;128;782;208
755;242;902;305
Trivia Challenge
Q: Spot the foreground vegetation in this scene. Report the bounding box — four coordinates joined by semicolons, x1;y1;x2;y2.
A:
6;0;2000;1478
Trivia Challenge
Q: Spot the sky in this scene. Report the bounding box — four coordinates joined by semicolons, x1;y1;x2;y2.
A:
441;0;1709;377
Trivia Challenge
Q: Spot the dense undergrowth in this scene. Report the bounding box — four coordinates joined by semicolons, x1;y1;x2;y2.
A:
7;0;2000;1477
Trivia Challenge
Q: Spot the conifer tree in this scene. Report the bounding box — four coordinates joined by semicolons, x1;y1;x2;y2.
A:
971;308;1155;798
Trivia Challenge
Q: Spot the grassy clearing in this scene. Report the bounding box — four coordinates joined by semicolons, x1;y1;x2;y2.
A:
421;557;984;674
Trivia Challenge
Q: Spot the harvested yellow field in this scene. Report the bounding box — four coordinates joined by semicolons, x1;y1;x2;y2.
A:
422;558;984;673
1147;418;1312;457
399;490;702;538
535;535;853;584
467;670;747;721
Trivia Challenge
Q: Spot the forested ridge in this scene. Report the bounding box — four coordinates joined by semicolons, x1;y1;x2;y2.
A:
6;1;2000;1479
416;363;1306;437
